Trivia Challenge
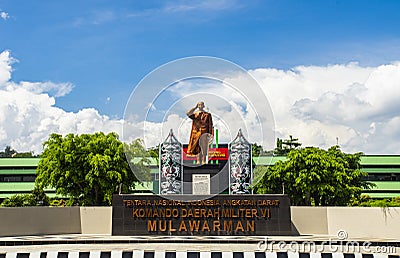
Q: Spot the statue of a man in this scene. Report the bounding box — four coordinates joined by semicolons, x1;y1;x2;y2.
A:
186;101;214;164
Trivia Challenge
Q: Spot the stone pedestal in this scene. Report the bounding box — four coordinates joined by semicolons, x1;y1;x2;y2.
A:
182;163;229;194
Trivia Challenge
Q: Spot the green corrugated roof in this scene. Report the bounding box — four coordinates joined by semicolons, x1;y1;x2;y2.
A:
366;181;400;191
0;158;40;167
256;155;400;166
0;193;59;198
254;156;286;165
360;155;400;165
0;182;35;192
131;157;158;166
1;155;400;199
0;182;54;192
0;169;37;175
0;182;38;192
257;155;400;166
135;182;154;191
362;168;400;173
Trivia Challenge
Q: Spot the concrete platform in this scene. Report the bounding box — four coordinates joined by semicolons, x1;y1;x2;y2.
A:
0;234;399;255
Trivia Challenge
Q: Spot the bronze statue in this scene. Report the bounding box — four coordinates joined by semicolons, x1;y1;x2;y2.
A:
186;101;214;164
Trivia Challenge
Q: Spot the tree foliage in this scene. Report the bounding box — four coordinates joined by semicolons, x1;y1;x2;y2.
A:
0;145;38;158
349;195;400;207
0;187;49;207
251;143;274;156
13;151;39;158
147;144;160;164
0;146;16;158
252;143;263;157
0;194;35;207
124;138;152;183
254;146;373;206
274;135;302;155
35;132;148;206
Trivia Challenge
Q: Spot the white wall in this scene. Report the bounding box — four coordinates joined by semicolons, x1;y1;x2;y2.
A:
291;206;400;239
80;206;112;234
0;207;81;237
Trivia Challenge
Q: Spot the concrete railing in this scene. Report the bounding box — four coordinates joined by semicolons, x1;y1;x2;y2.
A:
0;206;112;236
291;206;400;239
0;206;399;238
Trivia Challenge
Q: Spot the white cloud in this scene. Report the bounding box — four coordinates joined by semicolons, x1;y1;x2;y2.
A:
127;0;240;18
143;78;271;147
72;9;116;27
1;50;400;154
0;51;13;84
5;81;74;97
91;10;116;25
139;61;400;154
164;0;238;13
0;11;9;20
251;62;400;154
0;51;123;154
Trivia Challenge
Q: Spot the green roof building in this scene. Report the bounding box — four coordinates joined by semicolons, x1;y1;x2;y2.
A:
0;155;399;200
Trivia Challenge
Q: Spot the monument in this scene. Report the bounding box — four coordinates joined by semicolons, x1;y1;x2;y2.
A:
186;101;214;165
112;102;292;236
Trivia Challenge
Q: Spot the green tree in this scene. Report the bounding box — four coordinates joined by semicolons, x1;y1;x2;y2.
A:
349;195;400;207
0;145;17;158
0;145;39;158
283;135;302;149
274;135;302;155
35;132;148;206
1;187;49;207
252;143;263;156
147;144;160;164
14;151;39;158
124;139;152;183
0;194;33;207
254;146;372;206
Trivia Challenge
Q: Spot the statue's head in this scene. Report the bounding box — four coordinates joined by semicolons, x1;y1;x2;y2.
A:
197;101;205;110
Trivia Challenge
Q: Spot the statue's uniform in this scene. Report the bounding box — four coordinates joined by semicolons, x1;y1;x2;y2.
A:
187;111;213;156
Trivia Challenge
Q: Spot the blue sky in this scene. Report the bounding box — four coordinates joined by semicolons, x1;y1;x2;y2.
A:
1;0;400;153
2;0;400;117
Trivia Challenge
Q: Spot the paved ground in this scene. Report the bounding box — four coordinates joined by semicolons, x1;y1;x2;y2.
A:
0;235;399;254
